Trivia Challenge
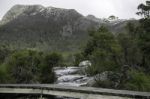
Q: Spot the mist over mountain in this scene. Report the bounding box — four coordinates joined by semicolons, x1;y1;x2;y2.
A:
0;5;136;52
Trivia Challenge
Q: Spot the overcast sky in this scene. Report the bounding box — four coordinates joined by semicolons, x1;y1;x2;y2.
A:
0;0;147;20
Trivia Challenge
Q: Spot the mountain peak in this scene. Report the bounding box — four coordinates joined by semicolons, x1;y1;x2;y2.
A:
1;4;82;25
11;4;44;9
1;5;45;24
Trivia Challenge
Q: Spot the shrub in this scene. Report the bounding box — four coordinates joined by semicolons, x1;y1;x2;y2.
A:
5;50;42;83
123;69;150;91
39;52;63;83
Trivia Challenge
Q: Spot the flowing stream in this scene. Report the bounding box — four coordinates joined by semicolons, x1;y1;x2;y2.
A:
54;66;90;87
54;66;91;99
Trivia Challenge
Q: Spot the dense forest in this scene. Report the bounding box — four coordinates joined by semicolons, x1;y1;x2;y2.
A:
0;0;150;92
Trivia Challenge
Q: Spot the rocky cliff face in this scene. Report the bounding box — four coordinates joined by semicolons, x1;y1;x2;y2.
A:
0;5;135;51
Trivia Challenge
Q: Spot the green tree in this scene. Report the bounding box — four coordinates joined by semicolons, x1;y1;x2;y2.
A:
136;1;150;72
117;22;142;68
108;15;118;20
136;19;150;71
83;26;122;75
136;1;150;18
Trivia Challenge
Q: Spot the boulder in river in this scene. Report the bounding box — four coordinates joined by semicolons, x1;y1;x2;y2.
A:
79;60;91;67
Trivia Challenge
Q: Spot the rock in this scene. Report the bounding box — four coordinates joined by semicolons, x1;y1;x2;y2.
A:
79;60;91;67
86;77;96;87
94;71;112;81
86;71;120;87
78;60;92;75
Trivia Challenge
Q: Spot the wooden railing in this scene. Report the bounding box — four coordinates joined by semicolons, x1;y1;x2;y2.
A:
0;84;150;99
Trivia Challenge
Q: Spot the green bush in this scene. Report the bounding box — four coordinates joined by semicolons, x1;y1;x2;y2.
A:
0;45;12;64
0;50;64;84
39;52;63;83
74;53;84;66
5;50;42;83
124;69;150;91
0;64;10;83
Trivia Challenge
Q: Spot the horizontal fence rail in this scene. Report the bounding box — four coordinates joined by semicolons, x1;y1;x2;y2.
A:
0;84;150;99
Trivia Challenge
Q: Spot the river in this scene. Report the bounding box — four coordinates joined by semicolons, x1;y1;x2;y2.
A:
54;66;91;87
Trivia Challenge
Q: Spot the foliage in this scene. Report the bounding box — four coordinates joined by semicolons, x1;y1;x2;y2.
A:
44;52;63;67
117;23;142;67
0;45;12;64
0;50;63;84
0;64;10;83
4;50;43;83
74;53;84;66
136;1;150;72
82;26;122;75
108;15;118;20
136;1;150;18
123;69;150;91
40;52;63;83
0;47;64;84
